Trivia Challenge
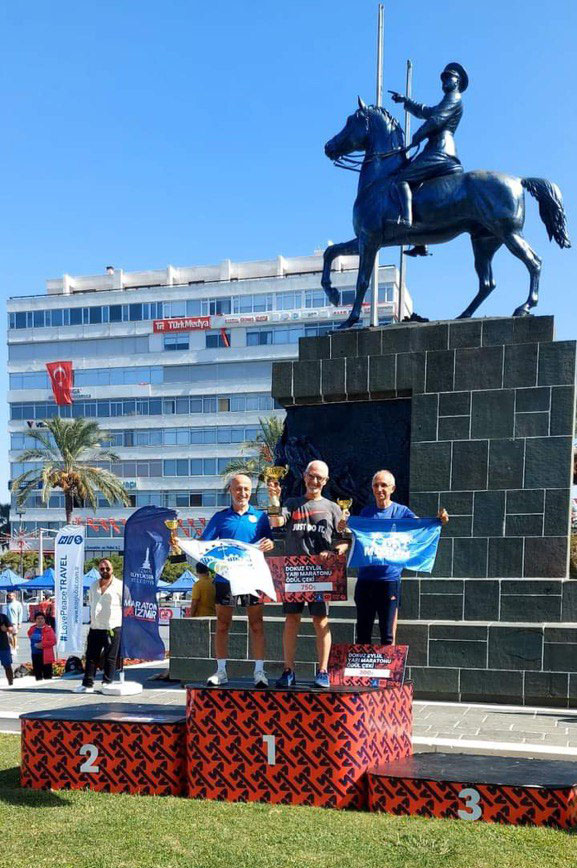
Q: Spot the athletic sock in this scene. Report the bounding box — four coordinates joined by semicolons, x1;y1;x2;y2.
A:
217;659;227;672
254;660;264;672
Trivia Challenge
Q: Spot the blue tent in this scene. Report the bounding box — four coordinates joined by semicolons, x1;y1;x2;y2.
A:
83;567;100;589
166;569;197;593
16;567;55;591
0;568;23;590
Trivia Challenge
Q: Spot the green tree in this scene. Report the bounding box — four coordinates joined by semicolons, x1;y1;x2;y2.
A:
222;416;284;490
12;417;131;524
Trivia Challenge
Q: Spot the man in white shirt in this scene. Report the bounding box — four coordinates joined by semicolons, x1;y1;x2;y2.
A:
74;559;123;694
5;592;23;651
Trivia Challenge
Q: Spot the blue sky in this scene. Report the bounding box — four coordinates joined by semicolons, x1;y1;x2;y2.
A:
0;0;575;496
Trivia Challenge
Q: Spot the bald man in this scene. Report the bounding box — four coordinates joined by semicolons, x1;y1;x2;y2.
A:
354;470;448;646
270;460;348;688
201;474;274;687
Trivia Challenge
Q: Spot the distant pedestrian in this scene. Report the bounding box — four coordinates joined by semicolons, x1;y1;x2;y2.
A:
27;612;57;680
0;613;15;686
6;591;23;651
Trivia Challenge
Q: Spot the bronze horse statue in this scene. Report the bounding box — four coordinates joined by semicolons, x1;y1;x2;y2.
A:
322;99;570;329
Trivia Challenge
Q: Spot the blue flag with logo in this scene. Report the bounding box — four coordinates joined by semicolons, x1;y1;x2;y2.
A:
121;505;176;661
348;517;442;573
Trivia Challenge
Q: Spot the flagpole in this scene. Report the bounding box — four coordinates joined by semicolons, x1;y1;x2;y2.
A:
397;59;412;323
369;3;384;328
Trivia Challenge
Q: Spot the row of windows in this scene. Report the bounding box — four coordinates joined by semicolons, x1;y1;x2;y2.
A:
12;456;238;481
165;322;342;352
11;424;263;452
10;393;277;420
8;286;396;331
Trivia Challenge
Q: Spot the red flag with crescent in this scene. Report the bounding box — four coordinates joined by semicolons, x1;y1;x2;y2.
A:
46;361;73;405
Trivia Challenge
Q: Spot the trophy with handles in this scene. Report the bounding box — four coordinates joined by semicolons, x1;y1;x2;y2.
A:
261;466;288;516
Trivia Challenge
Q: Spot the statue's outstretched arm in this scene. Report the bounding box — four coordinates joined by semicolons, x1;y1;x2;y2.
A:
410;99;461;145
403;97;434;120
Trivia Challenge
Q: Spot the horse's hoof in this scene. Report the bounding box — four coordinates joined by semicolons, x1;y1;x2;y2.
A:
336;316;360;330
512;305;533;317
322;285;340;307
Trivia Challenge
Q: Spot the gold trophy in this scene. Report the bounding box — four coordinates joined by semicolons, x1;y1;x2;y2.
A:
262;465;288;516
164;518;183;556
336;498;353;535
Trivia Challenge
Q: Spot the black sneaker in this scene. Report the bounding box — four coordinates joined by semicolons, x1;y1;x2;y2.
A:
275;668;296;688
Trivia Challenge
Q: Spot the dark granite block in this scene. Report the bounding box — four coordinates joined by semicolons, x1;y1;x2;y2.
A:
544;643;577;672
525;672;569;707
512;316;554;344
430;537;453;577
524;537;568;578
410;442;451;491
438;416;470;441
440;491;473;514
506;513;543;536
411;393;439;442
271;361;293;404
488;626;543;670
488;537;523;577
293;360;321;403
538;341;576;386
298;335;330;361
209;630;248;660
429;622;485;640
426;350;455;393
525;437;573;488
429;639;486;668
368;354;396;395
439;391;471;416
544;489;571;536
346;356;369;398
460;669;523;703
421;579;464;594
503;343;538;388
473;490;505;536
500;593;561;622
321;357;346;402
409;323;449;352
381;326;413;355
464;579;500;620
550;385;575;435
331;330;358;359
516;387;551;413
441;515;473;537
451;440;489;490
449;320;482;349
515;412;549;437
482;319;514;347
488;439;525;489
395;622;428;665
420;593;463;619
507;489;545;514
357;329;383;357
170;619;210;658
409;492;440;516
453;538;488;577
455;346;503;391
471;390;515;439
501;580;560;595
544;626;577;643
399;579;419;619
397;352;426;394
408;666;460;701
562;582;577;621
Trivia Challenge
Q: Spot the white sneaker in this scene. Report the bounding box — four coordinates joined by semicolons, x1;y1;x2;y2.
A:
73;685;95;694
207;670;228;686
254;670;268;687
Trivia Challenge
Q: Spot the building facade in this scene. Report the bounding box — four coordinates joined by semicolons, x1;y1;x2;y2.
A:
7;252;411;557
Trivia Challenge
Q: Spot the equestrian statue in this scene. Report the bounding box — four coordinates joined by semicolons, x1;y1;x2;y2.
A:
322;63;570;330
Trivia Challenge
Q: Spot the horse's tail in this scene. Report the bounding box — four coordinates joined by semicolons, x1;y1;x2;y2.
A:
521;177;571;249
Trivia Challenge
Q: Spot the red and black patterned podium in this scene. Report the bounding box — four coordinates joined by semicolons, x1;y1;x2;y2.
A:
186;680;413;808
367;753;577;829
20;704;186;796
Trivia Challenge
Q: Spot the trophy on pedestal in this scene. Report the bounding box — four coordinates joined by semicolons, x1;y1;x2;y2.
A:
164;518;183;558
261;466;288;516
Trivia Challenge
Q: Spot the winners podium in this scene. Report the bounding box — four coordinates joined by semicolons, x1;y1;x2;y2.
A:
186;680;413;808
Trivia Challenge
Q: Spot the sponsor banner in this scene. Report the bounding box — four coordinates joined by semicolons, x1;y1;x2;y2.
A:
153;316;211;333
121;505;175;661
159;606;181;625
266;554;347;602
46;360;73;405
179;538;277;601
328;643;408;687
348;517;442;573
54;524;85;655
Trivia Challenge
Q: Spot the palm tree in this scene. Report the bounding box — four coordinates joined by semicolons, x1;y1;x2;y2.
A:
12;417;131;524
222;415;285;490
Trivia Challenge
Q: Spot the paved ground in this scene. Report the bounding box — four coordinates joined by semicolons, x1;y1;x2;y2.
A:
2;660;577;760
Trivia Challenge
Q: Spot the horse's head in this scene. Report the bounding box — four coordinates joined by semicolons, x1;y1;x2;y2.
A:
324;97;404;160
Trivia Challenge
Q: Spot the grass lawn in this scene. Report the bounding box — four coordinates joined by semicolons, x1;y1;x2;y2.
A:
1;734;575;868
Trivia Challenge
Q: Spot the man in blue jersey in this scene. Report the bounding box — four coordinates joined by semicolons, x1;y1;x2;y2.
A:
201;473;274;687
355;470;448;645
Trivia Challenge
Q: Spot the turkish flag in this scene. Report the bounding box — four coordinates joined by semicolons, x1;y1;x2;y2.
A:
46;361;73;405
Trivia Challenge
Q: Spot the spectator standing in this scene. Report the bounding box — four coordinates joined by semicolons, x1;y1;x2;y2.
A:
0;613;14;686
73;558;123;693
189;563;216;617
5;592;23;651
27;612;57;680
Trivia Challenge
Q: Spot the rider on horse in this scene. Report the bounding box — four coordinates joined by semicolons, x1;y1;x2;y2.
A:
390;62;469;256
